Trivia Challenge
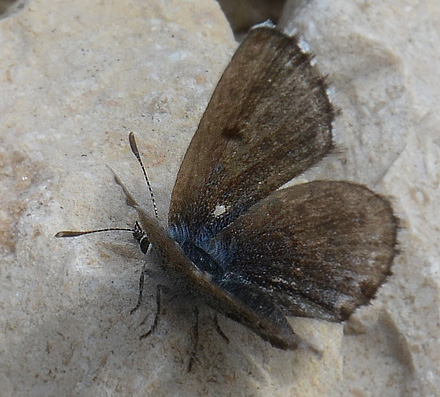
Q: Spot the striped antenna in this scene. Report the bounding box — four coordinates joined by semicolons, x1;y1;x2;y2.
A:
128;132;159;220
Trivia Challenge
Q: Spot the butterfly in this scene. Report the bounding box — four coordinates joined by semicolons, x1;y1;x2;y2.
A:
57;24;398;364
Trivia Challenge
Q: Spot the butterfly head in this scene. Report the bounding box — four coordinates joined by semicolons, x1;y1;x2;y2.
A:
133;221;151;254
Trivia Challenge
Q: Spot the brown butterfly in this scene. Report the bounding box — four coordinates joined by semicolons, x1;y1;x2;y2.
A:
57;25;398;366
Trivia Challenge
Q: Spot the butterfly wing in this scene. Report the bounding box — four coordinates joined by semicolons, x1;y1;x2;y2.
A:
209;181;398;322
168;26;334;242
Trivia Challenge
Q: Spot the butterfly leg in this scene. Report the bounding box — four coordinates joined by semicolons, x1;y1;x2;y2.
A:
130;264;147;314
130;265;161;314
139;284;167;340
187;305;199;372
130;264;155;314
213;314;229;344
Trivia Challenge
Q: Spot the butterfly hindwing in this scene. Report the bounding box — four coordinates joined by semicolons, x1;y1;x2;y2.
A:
210;181;398;322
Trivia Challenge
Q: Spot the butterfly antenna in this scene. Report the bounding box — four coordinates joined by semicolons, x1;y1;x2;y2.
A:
128;132;159;220
55;227;134;238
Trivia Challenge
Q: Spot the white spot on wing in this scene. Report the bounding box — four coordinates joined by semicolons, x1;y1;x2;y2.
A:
213;204;227;217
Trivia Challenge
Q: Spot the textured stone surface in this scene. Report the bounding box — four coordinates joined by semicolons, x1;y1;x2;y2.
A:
0;0;439;396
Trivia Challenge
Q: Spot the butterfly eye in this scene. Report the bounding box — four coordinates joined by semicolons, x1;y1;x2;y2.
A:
133;221;150;254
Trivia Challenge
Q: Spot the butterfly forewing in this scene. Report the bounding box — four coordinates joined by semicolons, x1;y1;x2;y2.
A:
168;26;334;241
210;181;398;322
